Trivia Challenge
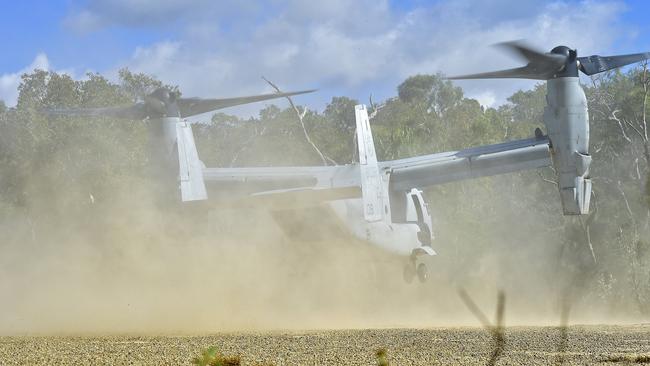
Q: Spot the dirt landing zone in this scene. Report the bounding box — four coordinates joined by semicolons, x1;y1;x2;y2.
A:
2;325;650;365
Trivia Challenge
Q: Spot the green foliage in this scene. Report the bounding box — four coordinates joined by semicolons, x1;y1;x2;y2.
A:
506;83;546;124
398;74;436;103
324;96;358;133
118;68;179;101
397;73;462;116
192;346;219;366
2;64;650;317
602;353;650;363
375;348;389;366
191;346;241;366
0;68;160;235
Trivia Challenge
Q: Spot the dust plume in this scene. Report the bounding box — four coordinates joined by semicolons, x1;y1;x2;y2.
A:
0;135;647;336
0;171;463;335
0;166;644;335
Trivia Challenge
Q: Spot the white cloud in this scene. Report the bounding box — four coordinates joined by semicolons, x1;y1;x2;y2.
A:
130;41;182;73
0;54;50;106
64;0;634;116
64;10;104;33
470;91;497;109
65;0;258;32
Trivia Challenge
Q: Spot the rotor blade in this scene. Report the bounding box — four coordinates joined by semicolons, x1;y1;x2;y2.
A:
578;52;650;75
178;89;316;118
44;103;148;120
448;65;552;80
495;40;560;64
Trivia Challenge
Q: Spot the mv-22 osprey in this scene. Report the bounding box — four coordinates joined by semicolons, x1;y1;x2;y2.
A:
52;42;650;283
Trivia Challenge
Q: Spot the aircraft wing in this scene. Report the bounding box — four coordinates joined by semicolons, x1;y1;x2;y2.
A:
383;136;551;191
200;136;551;206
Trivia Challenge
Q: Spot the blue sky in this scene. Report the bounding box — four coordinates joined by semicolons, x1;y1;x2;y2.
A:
2;0;649;116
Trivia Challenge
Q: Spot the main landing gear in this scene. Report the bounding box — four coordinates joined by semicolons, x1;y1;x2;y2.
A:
403;260;429;283
403;246;435;284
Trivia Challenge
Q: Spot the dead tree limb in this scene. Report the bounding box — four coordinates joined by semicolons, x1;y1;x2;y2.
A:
537;170;559;186
641;61;649;161
609;109;633;143
368;94;386;120
261;76;335;166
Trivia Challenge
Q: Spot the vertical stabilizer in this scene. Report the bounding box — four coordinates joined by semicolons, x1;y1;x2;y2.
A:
355;105;383;222
176;120;208;201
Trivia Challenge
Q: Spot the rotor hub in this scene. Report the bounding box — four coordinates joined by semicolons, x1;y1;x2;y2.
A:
145;88;180;118
550;46;572;57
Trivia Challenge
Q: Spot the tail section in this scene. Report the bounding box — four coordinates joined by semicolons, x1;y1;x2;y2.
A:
353;105;435;271
175;119;208;202
355;105;386;222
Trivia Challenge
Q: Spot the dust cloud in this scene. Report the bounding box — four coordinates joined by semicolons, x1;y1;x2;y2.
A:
0;168;640;336
0;194;442;334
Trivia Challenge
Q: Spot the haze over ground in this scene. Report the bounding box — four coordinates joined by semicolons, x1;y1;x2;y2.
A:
1;0;650;335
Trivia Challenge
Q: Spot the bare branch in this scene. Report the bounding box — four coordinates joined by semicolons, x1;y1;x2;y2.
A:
617;181;635;222
609;109;633;142
640;61;650;166
368;93;385;120
261;76;335;166
537;170;559;186
642;61;648;142
620;113;645;139
579;215;597;264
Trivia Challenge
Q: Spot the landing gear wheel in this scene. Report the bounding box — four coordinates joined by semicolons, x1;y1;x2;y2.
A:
417;263;429;283
403;263;415;284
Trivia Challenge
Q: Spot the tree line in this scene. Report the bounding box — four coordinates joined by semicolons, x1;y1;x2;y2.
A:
0;66;649;317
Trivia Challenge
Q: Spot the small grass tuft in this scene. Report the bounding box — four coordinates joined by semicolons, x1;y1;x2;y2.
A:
375;347;389;366
191;346;241;366
603;354;650;363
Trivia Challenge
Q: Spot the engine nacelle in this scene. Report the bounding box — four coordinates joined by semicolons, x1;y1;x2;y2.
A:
543;77;592;215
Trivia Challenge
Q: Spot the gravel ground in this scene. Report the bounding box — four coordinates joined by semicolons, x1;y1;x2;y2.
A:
1;325;650;365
